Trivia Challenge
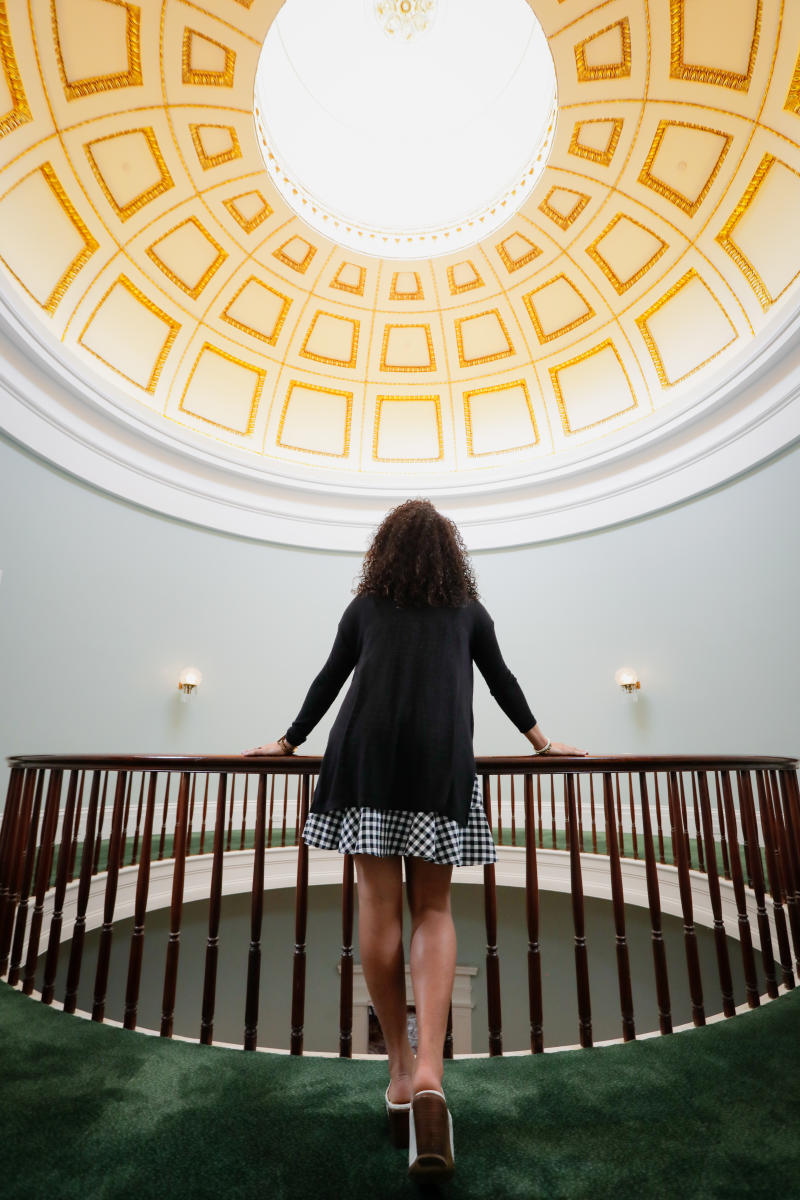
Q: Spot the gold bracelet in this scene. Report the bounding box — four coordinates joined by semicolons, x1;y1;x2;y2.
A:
277;735;295;755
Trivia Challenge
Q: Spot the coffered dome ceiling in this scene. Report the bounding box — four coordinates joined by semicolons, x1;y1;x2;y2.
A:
1;0;799;548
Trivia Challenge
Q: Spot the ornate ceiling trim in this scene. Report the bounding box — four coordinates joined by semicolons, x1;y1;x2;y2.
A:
2;293;798;551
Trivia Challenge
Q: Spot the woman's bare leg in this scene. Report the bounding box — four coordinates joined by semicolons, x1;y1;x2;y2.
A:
353;853;415;1103
405;857;456;1096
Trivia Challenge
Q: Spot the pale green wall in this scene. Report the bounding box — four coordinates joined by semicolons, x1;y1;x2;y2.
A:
1;432;799;802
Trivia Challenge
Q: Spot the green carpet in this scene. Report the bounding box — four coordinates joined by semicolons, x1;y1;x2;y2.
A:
1;981;798;1199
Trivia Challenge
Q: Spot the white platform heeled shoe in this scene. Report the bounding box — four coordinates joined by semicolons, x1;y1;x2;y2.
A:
408;1089;455;1181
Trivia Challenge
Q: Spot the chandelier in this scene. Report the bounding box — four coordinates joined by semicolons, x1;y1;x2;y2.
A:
375;0;435;40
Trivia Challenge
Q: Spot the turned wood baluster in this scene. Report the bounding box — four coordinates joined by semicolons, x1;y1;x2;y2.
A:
510;775;517;847
524;775;543;1053
226;775;236;852
690;773;705;872
0;771;19;971
768;769;800;975
91;772;128;1019
9;770;45;987
666;772;680;870
720;770;760;1007
281;775;289;848
123;773;157;1030
628;775;638;860
740;784;754;892
42;770;80;1003
589;775;598;855
0;768;22;917
130;774;145;866
187;774;197;856
755;770;794;988
21;770;63;996
775;769;800;973
678;773;692;868
244;775;267;1051
667;771;705;1025
715;772;731;879
294;776;303;845
550;776;557;849
160;771;191;1037
565;775;592;1047
267;774;276;848
737;770;778;999
157;775;170;862
576;776;585;851
240;775;249;851
639;773;672;1033
339;851;355;1058
563;777;570;851
696;771;735;1017
603;773;635;1040
290;775;311;1055
119;772;133;867
496;775;503;847
778;771;800;900
537;776;543;848
68;772;85;882
93;772;109;873
654;774;666;864
199;775;210;856
615;774;623;843
0;767;29;973
482;775;503;1055
64;772;101;1013
200;773;228;1046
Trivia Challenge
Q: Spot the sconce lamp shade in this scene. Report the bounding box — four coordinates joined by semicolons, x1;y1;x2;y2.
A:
614;666;641;695
178;667;203;698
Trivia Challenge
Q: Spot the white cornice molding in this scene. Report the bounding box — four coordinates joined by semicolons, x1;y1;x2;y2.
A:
1;295;799;550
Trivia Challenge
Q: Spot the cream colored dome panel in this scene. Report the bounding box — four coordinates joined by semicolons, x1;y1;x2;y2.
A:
77;273;180;395
636;267;739;388
1;0;800;548
277;380;354;459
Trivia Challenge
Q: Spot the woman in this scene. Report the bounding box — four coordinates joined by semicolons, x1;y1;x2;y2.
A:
245;498;585;1182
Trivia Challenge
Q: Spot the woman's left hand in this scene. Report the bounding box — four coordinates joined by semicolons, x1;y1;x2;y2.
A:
242;742;287;756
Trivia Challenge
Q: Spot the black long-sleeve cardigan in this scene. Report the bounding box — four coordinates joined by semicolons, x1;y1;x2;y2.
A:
285;593;536;827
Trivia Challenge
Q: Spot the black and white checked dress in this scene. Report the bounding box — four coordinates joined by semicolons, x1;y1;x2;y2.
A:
302;773;497;866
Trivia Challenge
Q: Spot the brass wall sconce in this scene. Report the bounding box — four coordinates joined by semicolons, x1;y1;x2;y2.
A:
614;667;641;697
178;667;202;700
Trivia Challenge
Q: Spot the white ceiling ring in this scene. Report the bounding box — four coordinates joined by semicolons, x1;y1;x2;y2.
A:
253;0;557;257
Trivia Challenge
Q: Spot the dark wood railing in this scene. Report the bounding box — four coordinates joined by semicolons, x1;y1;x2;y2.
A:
0;755;798;1055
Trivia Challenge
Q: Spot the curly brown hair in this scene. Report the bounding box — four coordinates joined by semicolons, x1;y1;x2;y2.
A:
355;498;479;607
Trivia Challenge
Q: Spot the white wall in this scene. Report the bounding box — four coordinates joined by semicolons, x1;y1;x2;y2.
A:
1;431;798;803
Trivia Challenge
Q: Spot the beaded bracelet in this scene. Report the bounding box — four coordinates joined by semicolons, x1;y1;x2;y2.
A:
533;739;552;756
277;735;295;755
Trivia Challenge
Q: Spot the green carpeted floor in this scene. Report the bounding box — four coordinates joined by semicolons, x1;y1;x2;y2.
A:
1;981;798;1199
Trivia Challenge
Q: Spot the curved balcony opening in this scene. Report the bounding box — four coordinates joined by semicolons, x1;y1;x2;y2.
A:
38;886;764;1054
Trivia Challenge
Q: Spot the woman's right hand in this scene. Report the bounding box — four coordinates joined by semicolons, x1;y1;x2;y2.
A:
524;725;587;756
545;741;588;756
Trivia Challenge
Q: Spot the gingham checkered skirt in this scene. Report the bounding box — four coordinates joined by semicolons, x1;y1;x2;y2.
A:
302;773;496;866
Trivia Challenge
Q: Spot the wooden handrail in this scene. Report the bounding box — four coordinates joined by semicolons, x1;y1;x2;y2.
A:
6;754;798;772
